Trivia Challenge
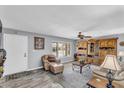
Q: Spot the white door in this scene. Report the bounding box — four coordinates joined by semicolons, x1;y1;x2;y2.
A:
3;34;28;76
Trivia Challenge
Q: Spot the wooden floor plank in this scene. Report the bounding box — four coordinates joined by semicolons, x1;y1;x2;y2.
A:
0;62;93;88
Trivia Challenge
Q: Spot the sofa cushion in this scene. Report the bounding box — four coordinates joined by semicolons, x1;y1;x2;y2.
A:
93;69;107;77
119;71;124;77
93;66;116;77
119;62;124;71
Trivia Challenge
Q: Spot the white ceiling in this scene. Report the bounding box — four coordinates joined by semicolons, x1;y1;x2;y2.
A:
0;5;124;39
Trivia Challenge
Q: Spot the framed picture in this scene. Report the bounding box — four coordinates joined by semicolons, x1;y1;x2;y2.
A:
34;37;45;49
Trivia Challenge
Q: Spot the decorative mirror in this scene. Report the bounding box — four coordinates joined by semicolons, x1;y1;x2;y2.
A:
120;41;124;46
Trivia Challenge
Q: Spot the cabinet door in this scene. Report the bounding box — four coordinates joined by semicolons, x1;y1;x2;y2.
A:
99;58;105;64
104;40;108;47
81;42;87;48
99;50;108;57
107;50;116;55
107;39;116;48
87;58;93;63
99;40;105;47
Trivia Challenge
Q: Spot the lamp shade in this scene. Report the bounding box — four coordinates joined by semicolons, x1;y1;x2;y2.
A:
118;51;124;56
100;55;121;71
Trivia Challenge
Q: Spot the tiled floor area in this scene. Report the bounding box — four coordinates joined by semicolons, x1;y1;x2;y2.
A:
0;62;94;88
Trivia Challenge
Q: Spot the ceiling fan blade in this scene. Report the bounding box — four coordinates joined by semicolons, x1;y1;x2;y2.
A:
84;36;92;38
78;35;84;39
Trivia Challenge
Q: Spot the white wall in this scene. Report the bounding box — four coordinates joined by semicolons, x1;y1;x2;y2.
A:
28;34;75;69
3;28;76;70
117;34;124;62
117;34;124;52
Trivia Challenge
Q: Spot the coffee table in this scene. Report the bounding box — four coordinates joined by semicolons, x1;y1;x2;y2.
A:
72;62;91;73
87;76;123;88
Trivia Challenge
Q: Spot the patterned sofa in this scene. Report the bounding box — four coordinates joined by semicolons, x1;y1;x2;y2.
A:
41;54;64;74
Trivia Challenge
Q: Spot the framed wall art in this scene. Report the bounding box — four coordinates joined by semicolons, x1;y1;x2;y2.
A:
34;37;45;49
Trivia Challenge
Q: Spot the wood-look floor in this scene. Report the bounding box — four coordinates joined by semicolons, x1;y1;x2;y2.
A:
0;62;93;88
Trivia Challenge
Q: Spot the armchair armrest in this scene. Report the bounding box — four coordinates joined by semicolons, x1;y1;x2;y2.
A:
43;60;51;71
114;70;124;81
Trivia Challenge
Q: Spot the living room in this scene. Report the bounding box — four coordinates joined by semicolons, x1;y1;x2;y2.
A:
0;4;124;90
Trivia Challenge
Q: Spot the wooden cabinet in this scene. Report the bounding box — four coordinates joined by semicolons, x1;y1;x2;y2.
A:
99;39;117;48
98;38;117;63
76;38;117;65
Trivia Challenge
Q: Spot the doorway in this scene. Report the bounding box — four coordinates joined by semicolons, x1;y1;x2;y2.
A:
3;34;28;76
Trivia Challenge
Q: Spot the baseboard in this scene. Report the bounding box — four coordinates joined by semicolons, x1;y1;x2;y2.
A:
3;66;44;81
63;60;75;64
26;66;43;71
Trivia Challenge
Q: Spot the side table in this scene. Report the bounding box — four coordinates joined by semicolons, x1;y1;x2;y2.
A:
87;76;123;88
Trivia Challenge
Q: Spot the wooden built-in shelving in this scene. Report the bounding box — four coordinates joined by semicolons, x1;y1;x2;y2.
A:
76;38;118;65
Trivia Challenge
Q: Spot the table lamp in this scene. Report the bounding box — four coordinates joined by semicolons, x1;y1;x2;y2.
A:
100;55;121;88
118;51;124;62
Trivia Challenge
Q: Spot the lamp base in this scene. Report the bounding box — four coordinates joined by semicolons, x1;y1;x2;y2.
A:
119;57;122;62
106;83;114;88
106;69;115;88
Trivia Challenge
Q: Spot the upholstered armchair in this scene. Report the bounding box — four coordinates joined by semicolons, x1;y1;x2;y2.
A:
41;54;64;74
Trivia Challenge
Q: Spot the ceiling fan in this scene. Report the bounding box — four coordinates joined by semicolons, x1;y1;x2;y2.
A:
77;32;92;39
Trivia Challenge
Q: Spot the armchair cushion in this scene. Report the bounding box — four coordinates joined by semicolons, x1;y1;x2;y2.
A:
48;55;56;62
48;58;56;62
